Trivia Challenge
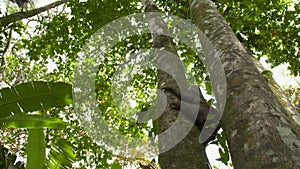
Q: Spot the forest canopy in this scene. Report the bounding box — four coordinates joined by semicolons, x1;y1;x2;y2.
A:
0;0;299;169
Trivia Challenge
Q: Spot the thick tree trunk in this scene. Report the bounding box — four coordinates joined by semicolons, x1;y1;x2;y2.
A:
189;0;300;168
142;0;210;168
252;57;300;132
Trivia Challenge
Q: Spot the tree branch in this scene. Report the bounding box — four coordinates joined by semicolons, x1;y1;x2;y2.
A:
1;28;13;66
0;0;69;28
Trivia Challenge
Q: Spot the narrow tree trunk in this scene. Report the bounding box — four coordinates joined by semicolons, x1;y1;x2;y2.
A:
142;0;210;168
189;0;300;168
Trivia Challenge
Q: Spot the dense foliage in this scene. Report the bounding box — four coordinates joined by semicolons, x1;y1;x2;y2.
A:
0;0;299;168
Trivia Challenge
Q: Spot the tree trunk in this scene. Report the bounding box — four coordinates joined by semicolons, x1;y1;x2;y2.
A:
189;0;300;168
142;0;210;168
252;57;300;132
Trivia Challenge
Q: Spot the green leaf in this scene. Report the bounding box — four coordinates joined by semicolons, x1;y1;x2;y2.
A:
0;114;67;129
217;147;229;164
0;81;73;118
205;81;212;95
110;163;122;169
261;70;273;76
48;149;72;168
56;139;76;159
46;138;75;169
26;128;46;169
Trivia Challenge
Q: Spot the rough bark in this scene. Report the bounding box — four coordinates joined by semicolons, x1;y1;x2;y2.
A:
0;0;69;28
142;0;210;168
189;0;300;169
252;57;300;132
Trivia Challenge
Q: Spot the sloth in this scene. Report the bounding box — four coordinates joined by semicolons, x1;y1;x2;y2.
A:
161;85;220;145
